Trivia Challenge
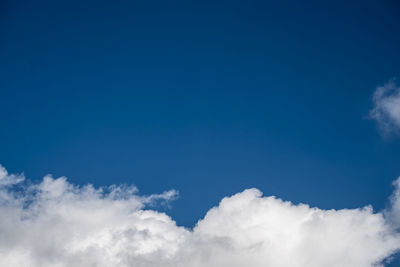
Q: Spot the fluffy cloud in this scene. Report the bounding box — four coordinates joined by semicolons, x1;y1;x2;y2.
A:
0;164;399;267
370;81;400;135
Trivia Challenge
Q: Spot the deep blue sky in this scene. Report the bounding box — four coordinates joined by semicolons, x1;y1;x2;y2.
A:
1;0;400;243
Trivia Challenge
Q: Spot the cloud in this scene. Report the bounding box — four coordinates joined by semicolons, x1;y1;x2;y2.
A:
0;165;399;267
0;164;24;186
370;80;400;135
386;178;400;229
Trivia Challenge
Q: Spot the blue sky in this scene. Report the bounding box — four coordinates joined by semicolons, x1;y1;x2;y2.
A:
1;1;400;265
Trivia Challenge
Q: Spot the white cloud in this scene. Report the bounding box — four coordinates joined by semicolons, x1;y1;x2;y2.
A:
0;164;399;267
370;80;400;135
0;164;24;186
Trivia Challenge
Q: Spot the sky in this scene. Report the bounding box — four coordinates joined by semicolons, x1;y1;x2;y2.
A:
1;0;400;266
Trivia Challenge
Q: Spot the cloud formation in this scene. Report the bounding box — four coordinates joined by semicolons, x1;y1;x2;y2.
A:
0;164;399;267
370;81;400;135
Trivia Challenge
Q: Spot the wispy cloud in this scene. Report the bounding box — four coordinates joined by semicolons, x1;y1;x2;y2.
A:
0;164;399;267
370;80;400;136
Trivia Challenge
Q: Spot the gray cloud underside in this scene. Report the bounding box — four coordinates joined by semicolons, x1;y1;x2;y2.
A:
0;165;399;267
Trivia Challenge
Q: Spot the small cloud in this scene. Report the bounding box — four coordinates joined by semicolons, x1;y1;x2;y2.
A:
370;80;400;136
0;165;24;186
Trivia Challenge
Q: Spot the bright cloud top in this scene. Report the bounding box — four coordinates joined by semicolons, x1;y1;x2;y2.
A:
0;164;399;267
370;81;400;135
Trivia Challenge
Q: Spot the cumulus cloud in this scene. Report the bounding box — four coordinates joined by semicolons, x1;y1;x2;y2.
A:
0;164;24;186
0;164;399;267
370;80;400;135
